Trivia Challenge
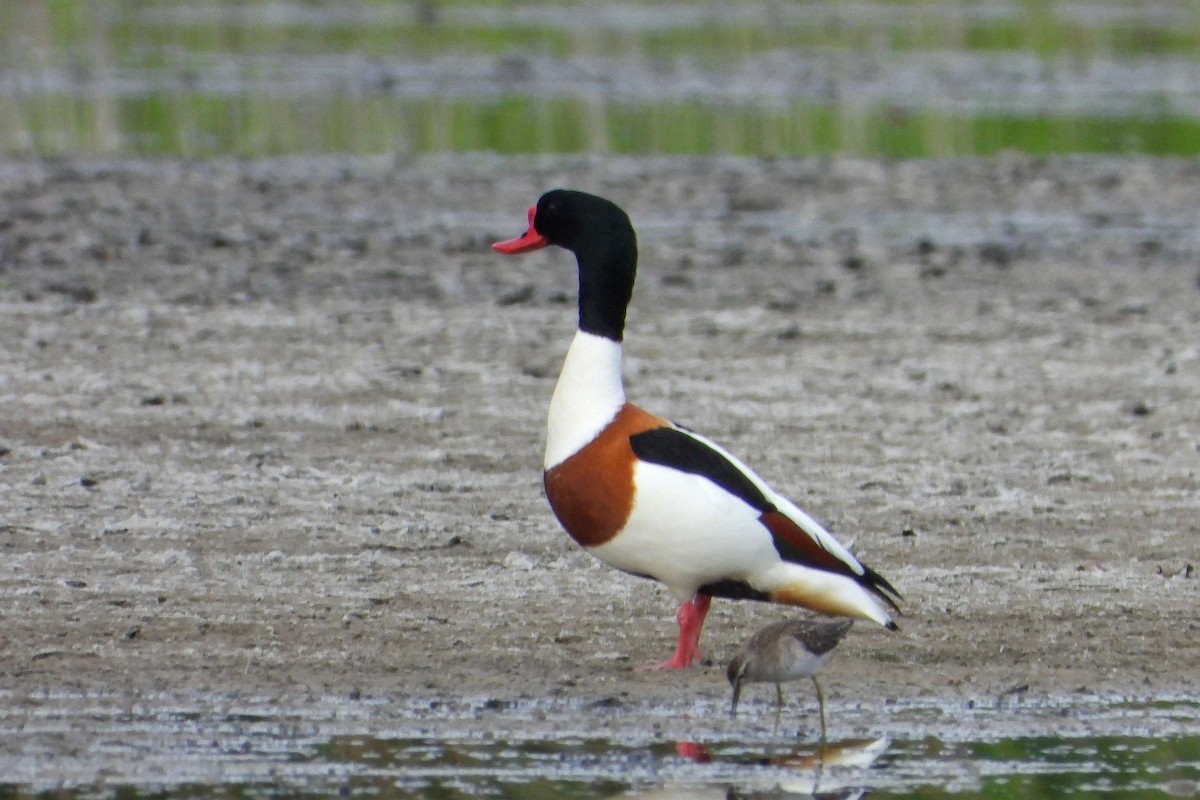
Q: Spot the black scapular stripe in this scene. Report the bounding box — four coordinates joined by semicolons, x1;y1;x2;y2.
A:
698;578;771;602
629;426;775;513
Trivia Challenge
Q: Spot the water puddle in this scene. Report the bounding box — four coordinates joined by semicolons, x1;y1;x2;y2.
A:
319;733;1200;798
4;732;1199;798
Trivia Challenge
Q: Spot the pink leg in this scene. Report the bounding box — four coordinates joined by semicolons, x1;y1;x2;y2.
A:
636;595;712;671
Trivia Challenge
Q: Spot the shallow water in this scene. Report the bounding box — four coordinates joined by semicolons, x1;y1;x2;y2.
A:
313;733;1200;798
3;694;1198;798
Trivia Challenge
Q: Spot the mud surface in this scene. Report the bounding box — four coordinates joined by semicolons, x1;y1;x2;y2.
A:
1;154;1198;772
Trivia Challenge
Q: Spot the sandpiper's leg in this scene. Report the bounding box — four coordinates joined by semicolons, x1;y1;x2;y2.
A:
774;684;785;731
813;675;828;742
637;594;712;670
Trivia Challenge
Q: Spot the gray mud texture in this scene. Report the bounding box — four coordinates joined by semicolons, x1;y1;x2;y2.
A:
1;154;1198;733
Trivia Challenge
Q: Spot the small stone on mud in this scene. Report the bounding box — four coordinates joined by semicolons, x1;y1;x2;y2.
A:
43;282;98;303
591;696;623;709
1157;564;1194;579
978;241;1017;268
503;551;536;570
497;284;535;306
521;360;555;379
1130;400;1153;416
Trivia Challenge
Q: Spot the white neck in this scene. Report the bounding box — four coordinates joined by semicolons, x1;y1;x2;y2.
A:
544;330;626;469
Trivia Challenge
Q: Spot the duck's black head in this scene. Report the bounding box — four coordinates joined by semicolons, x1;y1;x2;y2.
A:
493;189;637;343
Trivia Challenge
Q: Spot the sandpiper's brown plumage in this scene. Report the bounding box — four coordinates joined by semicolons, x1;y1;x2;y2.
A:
727;618;854;740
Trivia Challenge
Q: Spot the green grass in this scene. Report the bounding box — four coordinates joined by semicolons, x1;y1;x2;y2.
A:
9;93;1200;159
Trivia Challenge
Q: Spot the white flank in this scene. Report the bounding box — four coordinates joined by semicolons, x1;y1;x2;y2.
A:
589;438;894;627
544;330;626;469
591;461;780;600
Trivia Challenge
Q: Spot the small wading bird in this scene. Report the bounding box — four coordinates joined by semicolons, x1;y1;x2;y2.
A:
727;618;854;740
492;190;900;670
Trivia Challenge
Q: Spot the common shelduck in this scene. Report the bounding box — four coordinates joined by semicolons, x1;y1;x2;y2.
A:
492;190;900;669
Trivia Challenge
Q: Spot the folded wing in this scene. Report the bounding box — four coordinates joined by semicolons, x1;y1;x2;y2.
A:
629;425;901;613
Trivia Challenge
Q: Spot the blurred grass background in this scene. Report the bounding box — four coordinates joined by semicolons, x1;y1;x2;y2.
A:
2;0;1200;157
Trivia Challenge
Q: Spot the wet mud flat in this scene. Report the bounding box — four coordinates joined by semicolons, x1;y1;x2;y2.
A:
1;153;1198;786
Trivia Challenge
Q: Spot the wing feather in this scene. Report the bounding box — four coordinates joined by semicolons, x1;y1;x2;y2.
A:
630;424;901;612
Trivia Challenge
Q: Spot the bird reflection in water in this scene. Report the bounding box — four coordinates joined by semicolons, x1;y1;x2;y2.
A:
634;736;892;799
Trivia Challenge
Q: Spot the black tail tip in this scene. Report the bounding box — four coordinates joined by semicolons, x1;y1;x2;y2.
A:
885;621;900;633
